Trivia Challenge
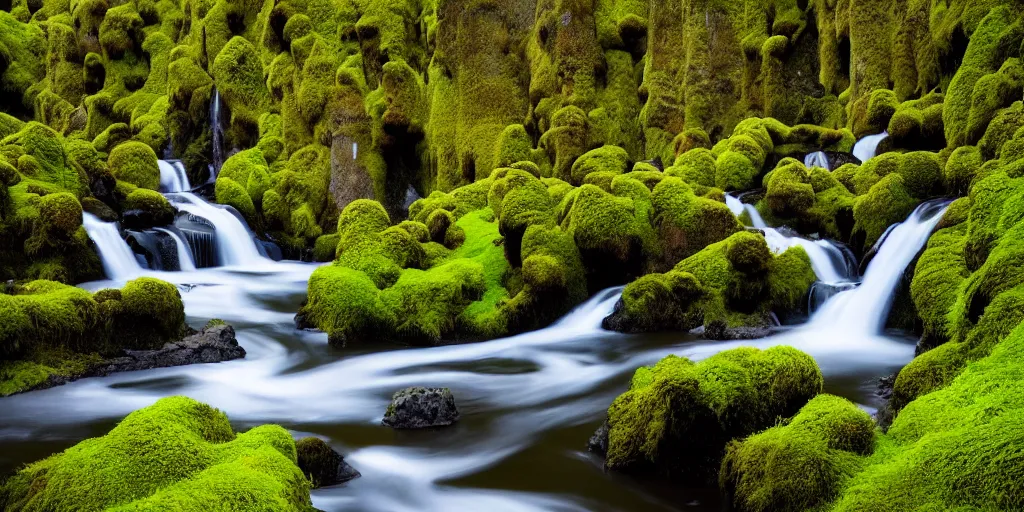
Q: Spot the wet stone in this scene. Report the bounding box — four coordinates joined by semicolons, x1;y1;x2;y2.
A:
382;387;460;429
296;437;360;488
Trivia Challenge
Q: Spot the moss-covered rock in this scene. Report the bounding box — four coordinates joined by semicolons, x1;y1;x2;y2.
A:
720;394;875;512
0;396;314;511
605;231;816;334
603;347;822;480
108;141;159;191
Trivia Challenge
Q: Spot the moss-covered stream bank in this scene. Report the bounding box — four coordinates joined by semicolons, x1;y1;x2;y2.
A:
0;254;916;510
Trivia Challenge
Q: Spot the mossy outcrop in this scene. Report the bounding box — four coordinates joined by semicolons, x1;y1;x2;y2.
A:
0;396;315;511
0;278;186;396
601;347;822;481
603;231;817;334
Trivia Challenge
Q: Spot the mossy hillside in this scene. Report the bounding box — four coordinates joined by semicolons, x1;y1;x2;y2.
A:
608;230;817;333
828;318;1024;511
0;278;186;396
603;347;823;480
720;395;875;512
0;396;315;511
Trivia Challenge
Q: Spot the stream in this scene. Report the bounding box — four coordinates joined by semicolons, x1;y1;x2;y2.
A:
0;136;940;511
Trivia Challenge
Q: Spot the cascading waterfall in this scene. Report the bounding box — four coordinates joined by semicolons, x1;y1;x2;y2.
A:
167;193;266;266
726;195;851;283
82;213;142;280
210;88;224;181
158;160;191;193
808;200;949;334
155;228;197;271
803;151;830;170
853;132;888;163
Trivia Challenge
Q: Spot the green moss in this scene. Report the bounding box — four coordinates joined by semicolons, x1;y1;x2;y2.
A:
211;36;270;138
108;141;159;191
0;396;313;511
605;346;822;479
945;146;983;196
720;394;874;512
833;319;1024;511
852;174;917;251
650;177;741;269
312;234;339;262
214;177;256;220
569;145;631;186
611;231;815;333
123;188;174;223
115;277;185;348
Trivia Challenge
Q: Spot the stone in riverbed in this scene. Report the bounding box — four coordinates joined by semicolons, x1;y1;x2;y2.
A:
295;437;361;487
382;387;460;429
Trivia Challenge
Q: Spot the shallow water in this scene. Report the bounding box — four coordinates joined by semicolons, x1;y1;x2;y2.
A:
0;260;915;511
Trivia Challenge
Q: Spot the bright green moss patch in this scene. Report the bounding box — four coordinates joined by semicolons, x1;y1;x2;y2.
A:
108;141;159;191
0;396;314;511
604;347;822;479
720;395;875;512
607;231;815;333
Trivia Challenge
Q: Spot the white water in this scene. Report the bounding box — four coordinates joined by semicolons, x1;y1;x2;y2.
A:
155;228;197;272
803;151;830;170
210;88;224;181
809;201;948;333
82;213;142;280
158;160;191;193
853;132;888;163
167;192;267;267
725;195;851;283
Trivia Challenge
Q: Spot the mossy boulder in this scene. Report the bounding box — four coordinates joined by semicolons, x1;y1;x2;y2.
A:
602;347;822;480
108;142;159;191
294;437;360;488
720;394;875;512
604;231;816;334
0;396;314;511
122;188;175;228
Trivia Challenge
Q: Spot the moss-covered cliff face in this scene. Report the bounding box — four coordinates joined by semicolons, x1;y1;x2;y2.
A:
0;0;1002;255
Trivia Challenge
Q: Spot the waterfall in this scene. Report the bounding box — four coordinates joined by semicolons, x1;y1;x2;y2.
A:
726;194;851;283
808;200;949;334
158;160;191;193
210;88;224;181
155;228;197;272
853;132;888;163
166;192;266;266
803;151;830;170
83;213;142;280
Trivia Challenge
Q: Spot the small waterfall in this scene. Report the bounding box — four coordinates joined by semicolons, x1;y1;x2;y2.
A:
808;200;949;334
726;194;851;283
210;88;224;181
853;132;888;163
155;228;197;272
83;213;142;280
158;160;191;193
803;151;830;170
167;192;265;266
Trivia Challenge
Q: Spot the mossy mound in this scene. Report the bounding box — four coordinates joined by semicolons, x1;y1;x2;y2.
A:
0;278;186;395
0;396;314;511
720;394;875;512
604;231;817;333
603;347;822;481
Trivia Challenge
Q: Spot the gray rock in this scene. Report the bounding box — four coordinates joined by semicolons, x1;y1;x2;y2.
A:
382;387;460;429
296;437;361;488
13;323;245;395
588;420;609;456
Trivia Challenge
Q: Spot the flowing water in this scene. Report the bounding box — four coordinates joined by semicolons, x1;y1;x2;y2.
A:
165;193;268;267
853;132;888;163
82;213;142;280
210;88;224;180
2;203;944;511
154;227;198;272
157;160;191;194
725;195;853;283
803;151;830;170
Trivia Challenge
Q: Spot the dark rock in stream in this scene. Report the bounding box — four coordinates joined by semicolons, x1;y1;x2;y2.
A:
874;372;898;432
382;387;460;429
296;437;361;487
588;420;609;456
695;321;773;341
15;323;245;395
